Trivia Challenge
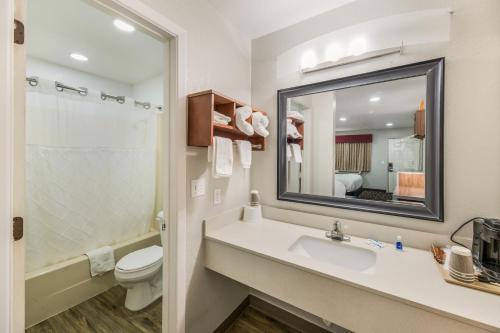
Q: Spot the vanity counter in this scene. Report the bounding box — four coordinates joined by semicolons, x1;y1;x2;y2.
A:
205;217;500;332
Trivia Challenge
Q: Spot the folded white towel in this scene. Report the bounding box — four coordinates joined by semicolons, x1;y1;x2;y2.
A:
214;111;231;125
290;143;302;163
85;246;115;277
286;144;292;161
235;140;252;169
287;119;302;139
287;110;305;122
210;136;233;178
235;106;254;136
252;112;270;137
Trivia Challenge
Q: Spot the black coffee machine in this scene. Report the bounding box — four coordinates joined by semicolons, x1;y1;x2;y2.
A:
472;218;500;282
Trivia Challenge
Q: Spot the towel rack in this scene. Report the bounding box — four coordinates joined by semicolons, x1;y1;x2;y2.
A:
55;81;88;96
101;92;125;104
232;141;262;150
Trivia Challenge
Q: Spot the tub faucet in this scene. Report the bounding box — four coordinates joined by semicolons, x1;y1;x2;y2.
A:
325;220;351;242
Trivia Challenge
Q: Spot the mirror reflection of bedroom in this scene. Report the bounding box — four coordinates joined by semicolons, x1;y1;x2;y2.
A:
287;75;426;204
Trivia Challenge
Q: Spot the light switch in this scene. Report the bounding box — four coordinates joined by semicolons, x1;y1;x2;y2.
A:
191;178;206;197
214;188;222;205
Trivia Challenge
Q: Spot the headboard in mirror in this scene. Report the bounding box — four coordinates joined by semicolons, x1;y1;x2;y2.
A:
277;58;444;221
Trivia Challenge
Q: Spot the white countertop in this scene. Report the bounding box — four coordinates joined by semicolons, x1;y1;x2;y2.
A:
205;218;500;332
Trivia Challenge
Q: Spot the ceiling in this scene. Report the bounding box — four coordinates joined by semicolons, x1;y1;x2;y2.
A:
208;0;356;39
292;75;426;131
335;76;426;131
27;0;165;84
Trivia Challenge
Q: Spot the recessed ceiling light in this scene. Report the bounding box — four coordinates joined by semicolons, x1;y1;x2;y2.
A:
114;19;135;32
370;96;381;102
386;122;393;127
70;53;88;62
339;117;347;121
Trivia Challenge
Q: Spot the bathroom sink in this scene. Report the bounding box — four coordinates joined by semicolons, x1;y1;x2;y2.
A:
288;236;376;272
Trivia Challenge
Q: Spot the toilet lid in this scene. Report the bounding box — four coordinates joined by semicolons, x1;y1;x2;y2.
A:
116;245;162;272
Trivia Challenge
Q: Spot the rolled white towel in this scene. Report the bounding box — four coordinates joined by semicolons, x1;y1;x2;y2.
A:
287;119;302;139
214;111;231;125
252;112;269;137
235;106;254;136
287;110;304;122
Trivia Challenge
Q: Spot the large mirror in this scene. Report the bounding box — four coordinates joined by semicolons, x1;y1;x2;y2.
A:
278;59;444;221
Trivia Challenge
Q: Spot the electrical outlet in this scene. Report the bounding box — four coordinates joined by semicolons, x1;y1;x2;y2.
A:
191;178;206;198
214;188;222;205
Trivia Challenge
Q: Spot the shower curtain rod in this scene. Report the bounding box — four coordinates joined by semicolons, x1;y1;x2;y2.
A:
26;76;164;112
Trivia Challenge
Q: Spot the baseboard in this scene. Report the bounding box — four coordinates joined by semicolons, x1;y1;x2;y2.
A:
249;295;333;333
213;296;250;333
214;294;335;333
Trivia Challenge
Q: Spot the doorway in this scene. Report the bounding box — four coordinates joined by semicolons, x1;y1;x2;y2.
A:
1;0;187;331
387;136;423;193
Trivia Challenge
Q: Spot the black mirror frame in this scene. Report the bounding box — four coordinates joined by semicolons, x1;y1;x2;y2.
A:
277;58;444;221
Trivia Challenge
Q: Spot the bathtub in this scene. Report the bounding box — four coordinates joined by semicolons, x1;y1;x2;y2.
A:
25;231;161;328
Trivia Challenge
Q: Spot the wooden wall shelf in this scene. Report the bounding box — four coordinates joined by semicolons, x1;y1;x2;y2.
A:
188;90;266;151
414;109;425;139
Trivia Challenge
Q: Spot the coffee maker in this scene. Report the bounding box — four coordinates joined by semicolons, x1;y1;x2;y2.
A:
472;218;500;282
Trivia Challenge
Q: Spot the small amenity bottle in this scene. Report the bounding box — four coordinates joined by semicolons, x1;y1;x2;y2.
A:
395;235;403;251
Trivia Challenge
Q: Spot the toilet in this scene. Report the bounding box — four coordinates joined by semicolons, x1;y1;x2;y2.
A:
114;212;165;311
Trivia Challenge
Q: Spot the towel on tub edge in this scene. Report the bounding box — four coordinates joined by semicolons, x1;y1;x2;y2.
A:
85;245;115;277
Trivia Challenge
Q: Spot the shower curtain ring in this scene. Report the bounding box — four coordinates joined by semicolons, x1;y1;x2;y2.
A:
27;76;39;87
79;88;88;96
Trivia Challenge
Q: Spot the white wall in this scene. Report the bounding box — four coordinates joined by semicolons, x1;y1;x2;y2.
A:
132;75;164;106
304;92;335;196
251;0;500;240
26;57;133;97
135;0;251;332
339;127;414;190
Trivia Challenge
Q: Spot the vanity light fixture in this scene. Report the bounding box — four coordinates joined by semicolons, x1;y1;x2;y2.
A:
370;96;381;102
348;37;368;56
325;43;344;62
300;50;318;71
302;41;404;74
70;53;88;62
339;117;347;121
113;19;135;32
386;122;394;127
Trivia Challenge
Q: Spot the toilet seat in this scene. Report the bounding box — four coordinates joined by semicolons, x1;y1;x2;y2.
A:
115;245;162;279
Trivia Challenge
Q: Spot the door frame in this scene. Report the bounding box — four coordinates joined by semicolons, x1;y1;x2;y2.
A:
0;0;188;332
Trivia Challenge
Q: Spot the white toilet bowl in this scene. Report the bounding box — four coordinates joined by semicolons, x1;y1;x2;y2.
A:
114;245;163;311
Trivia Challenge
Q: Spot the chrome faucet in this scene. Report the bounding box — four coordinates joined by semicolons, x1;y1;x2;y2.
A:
325;220;351;242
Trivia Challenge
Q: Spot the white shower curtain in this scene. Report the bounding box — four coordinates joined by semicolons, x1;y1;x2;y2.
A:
26;78;158;272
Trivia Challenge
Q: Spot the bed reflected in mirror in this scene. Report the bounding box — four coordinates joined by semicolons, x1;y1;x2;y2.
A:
278;59;444;221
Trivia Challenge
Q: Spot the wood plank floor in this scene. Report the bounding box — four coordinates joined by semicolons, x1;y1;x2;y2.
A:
226;306;301;333
26;286;161;333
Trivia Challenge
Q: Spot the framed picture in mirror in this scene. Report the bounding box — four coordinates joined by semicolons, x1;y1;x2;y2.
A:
277;58;444;221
